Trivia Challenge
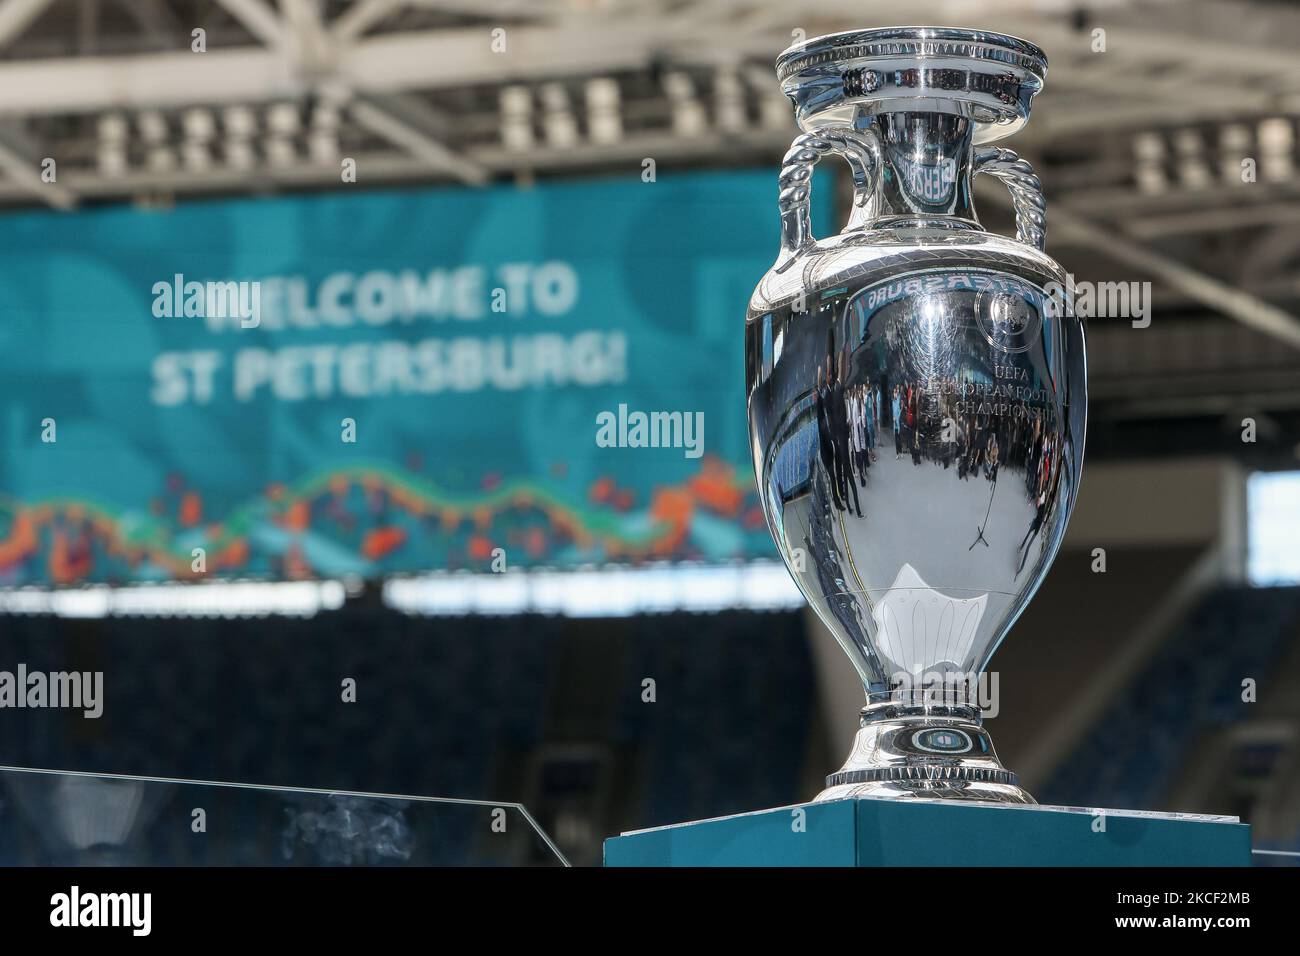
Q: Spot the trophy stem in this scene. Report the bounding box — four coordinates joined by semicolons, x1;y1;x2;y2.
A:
816;700;1036;805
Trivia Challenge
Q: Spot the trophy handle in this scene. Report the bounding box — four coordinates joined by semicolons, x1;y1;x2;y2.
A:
973;147;1046;251
776;127;881;271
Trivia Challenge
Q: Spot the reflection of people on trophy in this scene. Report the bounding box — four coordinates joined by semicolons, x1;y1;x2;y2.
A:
816;342;862;518
849;380;868;483
891;385;903;458
846;378;879;485
1017;421;1064;574
829;351;861;516
855;380;877;474
814;365;842;511
909;386;922;466
814;336;1076;563
985;432;999;482
869;381;880;463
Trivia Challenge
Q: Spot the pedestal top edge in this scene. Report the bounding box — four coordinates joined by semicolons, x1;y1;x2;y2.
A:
614;798;1240;838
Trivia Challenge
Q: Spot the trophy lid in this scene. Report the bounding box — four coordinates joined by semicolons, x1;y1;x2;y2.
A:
776;26;1048;143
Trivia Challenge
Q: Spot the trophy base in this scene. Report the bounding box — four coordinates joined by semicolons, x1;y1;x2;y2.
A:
815;701;1035;805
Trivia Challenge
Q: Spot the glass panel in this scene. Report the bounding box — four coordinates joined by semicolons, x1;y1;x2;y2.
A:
0;766;566;866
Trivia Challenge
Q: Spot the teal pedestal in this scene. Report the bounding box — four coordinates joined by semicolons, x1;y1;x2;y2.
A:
604;798;1251;866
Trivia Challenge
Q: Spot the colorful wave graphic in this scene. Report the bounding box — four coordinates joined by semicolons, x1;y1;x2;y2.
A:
0;456;774;586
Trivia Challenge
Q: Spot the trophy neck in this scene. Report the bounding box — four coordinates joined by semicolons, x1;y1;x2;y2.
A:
862;111;978;223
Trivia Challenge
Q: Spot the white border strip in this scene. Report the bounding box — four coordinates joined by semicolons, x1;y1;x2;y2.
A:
384;562;804;617
0;580;347;618
0;563;804;619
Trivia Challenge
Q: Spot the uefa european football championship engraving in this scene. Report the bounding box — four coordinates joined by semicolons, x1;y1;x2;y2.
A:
747;28;1087;803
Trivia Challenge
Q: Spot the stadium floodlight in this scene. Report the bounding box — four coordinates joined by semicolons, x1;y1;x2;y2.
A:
584;78;622;145
222;105;259;171
540;82;579;149
663;72;706;138
499;85;534;152
712;65;745;133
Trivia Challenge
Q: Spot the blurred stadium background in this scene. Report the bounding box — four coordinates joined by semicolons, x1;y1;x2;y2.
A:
0;0;1298;866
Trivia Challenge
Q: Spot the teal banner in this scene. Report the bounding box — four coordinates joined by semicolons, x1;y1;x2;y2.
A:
0;171;825;585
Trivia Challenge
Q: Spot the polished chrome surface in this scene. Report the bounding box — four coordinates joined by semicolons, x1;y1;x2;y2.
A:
819;703;1031;804
777;26;1047;143
748;28;1084;804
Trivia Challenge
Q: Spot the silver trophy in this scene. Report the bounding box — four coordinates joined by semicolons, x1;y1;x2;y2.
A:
747;27;1086;804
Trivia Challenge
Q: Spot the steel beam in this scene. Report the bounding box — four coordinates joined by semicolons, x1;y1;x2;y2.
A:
1037;197;1300;351
348;97;487;184
0;0;55;48
213;0;283;47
